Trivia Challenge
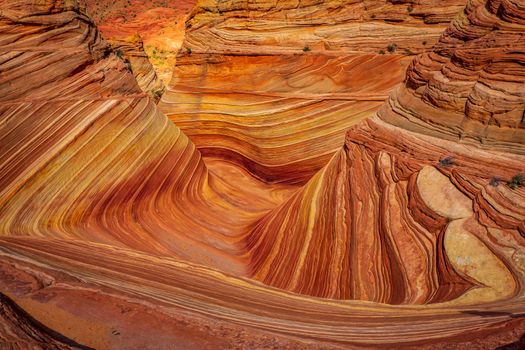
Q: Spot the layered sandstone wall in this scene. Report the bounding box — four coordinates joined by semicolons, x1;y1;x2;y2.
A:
161;0;466;184
245;0;525;303
379;0;525;153
183;0;466;55
108;35;166;102
1;0;525;349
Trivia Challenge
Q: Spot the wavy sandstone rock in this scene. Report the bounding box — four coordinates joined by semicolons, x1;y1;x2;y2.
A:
183;0;466;55
379;0;525;153
248;116;524;303
161;53;411;183
1;0;525;349
108;35;166;101
160;0;466;184
244;0;525;304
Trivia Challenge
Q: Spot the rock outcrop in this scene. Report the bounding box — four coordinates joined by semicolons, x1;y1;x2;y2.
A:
379;0;525;154
160;0;466;184
1;0;525;349
246;0;525;304
108;35;166;102
79;0;196;83
161;53;412;184
0;0;276;276
0;293;90;349
183;0;466;55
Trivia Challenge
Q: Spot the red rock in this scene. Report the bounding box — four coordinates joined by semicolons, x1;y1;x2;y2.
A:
1;0;525;349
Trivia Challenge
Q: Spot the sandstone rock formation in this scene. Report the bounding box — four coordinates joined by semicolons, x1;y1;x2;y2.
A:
0;293;88;349
79;0;196;83
1;0;525;349
108;35;166;102
183;0;466;55
379;0;525;153
160;0;467;184
244;0;525;304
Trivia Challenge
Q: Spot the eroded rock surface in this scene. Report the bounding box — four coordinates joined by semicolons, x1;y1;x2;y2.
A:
379;0;525;153
0;0;525;349
160;0;467;184
108;35;166;101
79;0;196;82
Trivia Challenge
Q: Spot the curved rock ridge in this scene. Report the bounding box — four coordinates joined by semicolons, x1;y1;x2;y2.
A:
0;292;90;349
161;0;467;184
0;0;294;276
244;0;525;304
1;0;525;349
161;53;412;184
183;0;466;55
108;35;166;102
2;237;525;350
379;0;525;153
248;116;525;303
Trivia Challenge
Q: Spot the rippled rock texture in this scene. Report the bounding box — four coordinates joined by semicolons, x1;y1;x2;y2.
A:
160;0;467;184
183;0;467;55
379;0;525;154
1;0;525;349
108;35;165;102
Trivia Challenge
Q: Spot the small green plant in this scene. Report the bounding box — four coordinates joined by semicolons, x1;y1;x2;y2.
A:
303;45;311;52
508;174;524;190
438;156;455;168
407;5;414;13
387;43;398;53
186;47;192;54
379;49;385;55
124;58;132;71
115;49;123;59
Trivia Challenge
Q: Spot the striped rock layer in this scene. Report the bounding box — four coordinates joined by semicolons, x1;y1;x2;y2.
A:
107;35;166;102
246;0;525;303
183;0;466;55
161;53;412;184
379;0;525;154
0;0;525;349
160;0;466;184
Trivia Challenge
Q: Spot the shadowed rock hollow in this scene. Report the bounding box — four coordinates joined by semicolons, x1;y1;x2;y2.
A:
0;0;525;349
159;0;467;184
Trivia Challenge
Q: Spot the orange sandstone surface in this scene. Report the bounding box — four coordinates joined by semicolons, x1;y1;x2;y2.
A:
159;0;467;184
79;0;196;82
1;0;525;349
107;35;166;102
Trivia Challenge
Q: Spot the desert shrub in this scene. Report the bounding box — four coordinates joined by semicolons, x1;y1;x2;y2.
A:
387;43;397;53
124;58;132;71
508;174;524;189
438;156;455;168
